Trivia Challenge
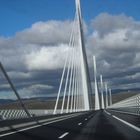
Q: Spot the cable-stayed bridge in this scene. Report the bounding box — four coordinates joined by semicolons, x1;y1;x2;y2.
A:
0;0;139;140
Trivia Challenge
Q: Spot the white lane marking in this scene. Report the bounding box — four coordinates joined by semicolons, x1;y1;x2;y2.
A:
104;110;111;115
85;118;87;121
58;132;69;139
78;123;82;126
105;111;111;115
105;110;140;132
0;113;81;138
112;115;140;132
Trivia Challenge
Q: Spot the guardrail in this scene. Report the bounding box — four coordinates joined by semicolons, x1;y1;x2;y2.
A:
108;93;140;116
0;109;83;120
0;109;49;120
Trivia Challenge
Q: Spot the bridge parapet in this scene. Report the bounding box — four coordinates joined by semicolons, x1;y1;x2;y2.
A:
108;93;140;116
0;109;50;120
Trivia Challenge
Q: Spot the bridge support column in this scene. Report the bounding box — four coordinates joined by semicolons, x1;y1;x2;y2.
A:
109;89;112;106
105;83;108;108
93;56;100;110
100;75;105;109
76;0;91;110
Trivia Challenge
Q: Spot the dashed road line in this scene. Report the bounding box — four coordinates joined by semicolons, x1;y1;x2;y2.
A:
104;110;111;115
58;132;69;139
78;122;82;126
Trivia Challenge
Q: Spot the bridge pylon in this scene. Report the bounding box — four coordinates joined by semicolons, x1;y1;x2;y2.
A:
75;0;91;110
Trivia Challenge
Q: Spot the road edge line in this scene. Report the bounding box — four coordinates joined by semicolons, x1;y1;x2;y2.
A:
104;110;140;132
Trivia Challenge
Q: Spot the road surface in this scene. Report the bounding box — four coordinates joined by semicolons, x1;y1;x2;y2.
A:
0;110;139;140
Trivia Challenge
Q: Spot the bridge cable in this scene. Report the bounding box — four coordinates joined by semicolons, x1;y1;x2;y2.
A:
0;62;31;117
53;13;77;114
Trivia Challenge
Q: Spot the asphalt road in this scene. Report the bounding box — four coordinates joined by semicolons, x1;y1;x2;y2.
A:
107;109;140;128
0;110;139;140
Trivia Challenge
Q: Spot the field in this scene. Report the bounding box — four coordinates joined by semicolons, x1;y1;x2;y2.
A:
0;92;139;109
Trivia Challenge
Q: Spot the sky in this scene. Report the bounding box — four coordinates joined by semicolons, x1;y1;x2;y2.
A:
0;0;140;99
0;0;140;37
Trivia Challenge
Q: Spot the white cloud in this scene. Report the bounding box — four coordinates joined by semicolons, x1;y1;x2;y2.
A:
0;20;75;98
25;44;70;70
27;84;53;91
91;13;140;37
88;13;140;73
19;84;54;98
0;20;74;72
1;13;140;97
85;13;140;93
8;71;31;79
15;20;73;45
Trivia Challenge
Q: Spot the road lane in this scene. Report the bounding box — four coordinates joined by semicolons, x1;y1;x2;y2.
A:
0;111;94;140
65;110;140;140
69;110;140;140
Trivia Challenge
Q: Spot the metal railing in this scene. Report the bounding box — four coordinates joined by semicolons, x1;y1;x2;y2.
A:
108;93;140;116
0;109;49;120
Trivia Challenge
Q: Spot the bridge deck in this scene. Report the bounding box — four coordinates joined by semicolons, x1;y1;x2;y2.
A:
0;110;139;140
